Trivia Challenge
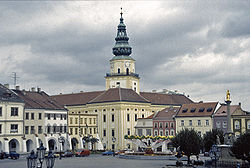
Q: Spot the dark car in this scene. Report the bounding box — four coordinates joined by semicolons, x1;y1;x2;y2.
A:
102;150;114;156
75;149;90;157
62;151;73;157
9;151;20;159
0;152;9;159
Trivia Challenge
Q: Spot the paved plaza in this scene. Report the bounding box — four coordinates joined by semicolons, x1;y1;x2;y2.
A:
0;154;178;168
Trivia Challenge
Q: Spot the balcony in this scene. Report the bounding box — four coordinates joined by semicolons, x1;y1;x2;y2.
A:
106;72;139;78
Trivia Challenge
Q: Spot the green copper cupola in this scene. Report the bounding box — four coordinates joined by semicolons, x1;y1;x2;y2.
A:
112;10;132;57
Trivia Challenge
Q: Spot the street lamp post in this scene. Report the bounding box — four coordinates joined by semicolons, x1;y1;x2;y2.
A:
58;136;64;160
27;150;37;168
37;143;46;168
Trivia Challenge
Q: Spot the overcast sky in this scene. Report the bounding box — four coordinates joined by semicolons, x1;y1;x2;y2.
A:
0;1;249;109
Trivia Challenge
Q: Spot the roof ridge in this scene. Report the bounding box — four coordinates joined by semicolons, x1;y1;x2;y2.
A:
51;90;104;96
88;90;108;103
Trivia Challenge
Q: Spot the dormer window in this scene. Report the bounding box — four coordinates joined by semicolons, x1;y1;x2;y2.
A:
207;108;213;112
199;108;205;112
182;108;188;113
222;111;226;113
190;108;196;113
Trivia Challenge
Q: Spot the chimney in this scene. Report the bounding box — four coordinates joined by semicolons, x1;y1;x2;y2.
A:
37;87;41;93
16;86;20;90
4;84;9;89
239;102;241;107
31;87;35;92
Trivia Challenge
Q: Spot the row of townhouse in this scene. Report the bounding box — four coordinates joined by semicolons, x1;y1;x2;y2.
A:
0;84;68;153
134;96;250;152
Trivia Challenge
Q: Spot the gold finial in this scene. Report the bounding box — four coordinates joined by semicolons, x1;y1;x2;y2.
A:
226;90;230;101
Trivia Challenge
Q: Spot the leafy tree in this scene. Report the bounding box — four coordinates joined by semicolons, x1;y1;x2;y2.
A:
172;128;202;164
203;129;224;152
90;137;99;150
231;132;250;163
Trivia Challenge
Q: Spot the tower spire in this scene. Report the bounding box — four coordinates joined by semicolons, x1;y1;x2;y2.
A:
112;9;132;56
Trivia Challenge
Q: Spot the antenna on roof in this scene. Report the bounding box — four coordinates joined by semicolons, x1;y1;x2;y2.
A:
11;72;20;88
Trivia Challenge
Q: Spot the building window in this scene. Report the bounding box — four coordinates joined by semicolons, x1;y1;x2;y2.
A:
154;122;158;128
75;118;78;124
39;113;42;120
216;121;221;128
80;128;83;135
70;117;73;124
154;130;158;136
127;128;130;135
60;114;63;120
159;122;163;128
47;126;51;134
142;114;144;118
30;126;35;134
11;107;18;116
103;109;106;112
159;130;163;136
48;114;50;120
53;125;57;133
112;114;115;122
170;123;174;128
64;114;67;120
10;124;18;133
25;126;29;134
112;129;115;137
198;120;201;126
166;122;169;128
85;118;87;124
235;120;240;129
94;128;96;134
93;118;96;124
54;114;56;120
25;113;29;119
181;120;184;126
38;126;42;134
247;121;250;129
89;118;92;124
138;129;142;136
0;107;2;116
103;129;106;136
80;118;83;124
206;120;209;126
84;128;87;134
189;120;192;126
90;128;92;134
64;126;67;133
118;68;120;74
146;129;151;136
142;109;144;111
60;125;63;133
127;114;130;121
135;114;137;121
74;128;78;135
170;129;174;136
165;130;169;136
103;114;106;122
69;128;73;134
223;121;227;128
31;113;34;120
94;109;98;112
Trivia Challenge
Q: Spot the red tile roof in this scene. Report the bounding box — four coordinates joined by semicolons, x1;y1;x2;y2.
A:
176;102;218;117
214;104;240;117
154;107;180;120
140;92;193;105
13;90;65;110
88;88;150;104
51;91;104;106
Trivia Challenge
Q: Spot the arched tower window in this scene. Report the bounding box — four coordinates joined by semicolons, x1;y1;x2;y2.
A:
126;68;129;75
118;68;120;74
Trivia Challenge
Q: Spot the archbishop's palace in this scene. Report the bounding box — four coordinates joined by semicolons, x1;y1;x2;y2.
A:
0;11;250;154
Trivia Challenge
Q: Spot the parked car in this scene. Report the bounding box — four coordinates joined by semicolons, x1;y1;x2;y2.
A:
0;152;9;159
9;152;20;159
62;151;73;157
102;150;114;156
75;149;90;157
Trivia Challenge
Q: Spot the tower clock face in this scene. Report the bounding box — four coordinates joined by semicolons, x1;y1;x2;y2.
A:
125;61;130;67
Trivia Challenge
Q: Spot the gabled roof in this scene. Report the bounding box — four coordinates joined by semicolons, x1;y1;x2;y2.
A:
214;104;241;117
153;106;180;120
0;84;23;103
138;113;154;120
140;92;193;105
176;102;218;117
51;91;104;106
88;88;150;104
13;90;65;110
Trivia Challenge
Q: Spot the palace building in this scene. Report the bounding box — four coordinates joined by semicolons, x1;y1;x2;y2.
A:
52;11;192;150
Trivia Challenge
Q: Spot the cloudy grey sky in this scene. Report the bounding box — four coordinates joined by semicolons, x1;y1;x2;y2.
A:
0;1;250;109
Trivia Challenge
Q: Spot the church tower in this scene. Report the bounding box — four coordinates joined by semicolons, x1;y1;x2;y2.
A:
105;9;140;93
